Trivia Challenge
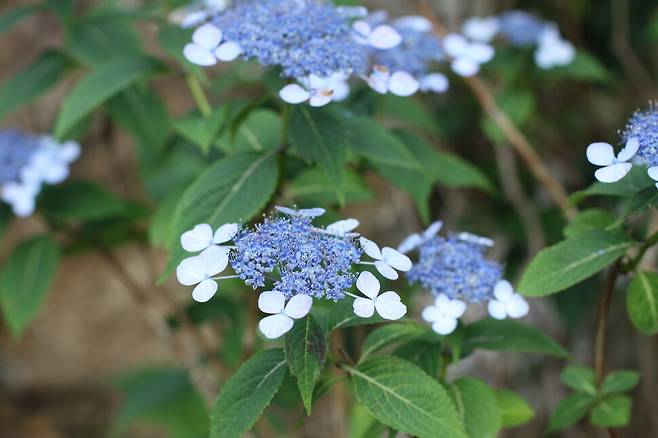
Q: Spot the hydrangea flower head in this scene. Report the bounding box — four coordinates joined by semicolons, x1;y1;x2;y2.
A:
0;130;80;217
497;10;546;46
623;103;658;167
175;207;409;338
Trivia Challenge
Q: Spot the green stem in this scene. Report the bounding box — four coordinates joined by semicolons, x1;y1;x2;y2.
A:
622;230;658;273
186;74;212;117
281;103;292;145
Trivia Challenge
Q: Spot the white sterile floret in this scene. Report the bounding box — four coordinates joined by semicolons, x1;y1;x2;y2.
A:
1;182;39;217
586;138;639;183
420;73;449;94
183;23;242;66
326;218;360;236
421;294;466;335
180;223;238;252
258;291;313;339
457;232;495;247
647;166;658;188
392;15;433;32
397;220;443;253
462;16;500;43
173;0;229;28
176;246;230;302
534;25;575;69
275;205;325;217
487;280;529;320
352;20;402;49
279;73;350;107
443;33;495;77
359;237;412;280
366;66;420;97
353;271;407;320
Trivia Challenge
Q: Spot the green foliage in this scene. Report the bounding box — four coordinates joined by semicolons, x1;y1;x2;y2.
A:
446;377;501;438
563;209;615;239
518;230;634;297
601;370;640;395
549;393;594;432
312;298;384;333
626;272;658;335
494;389;534;428
210;349;287;438
173;109;227;154
560;365;596;395
359;322;430;362
286;168;374;205
284;315;327;413
462;318;569;357
590;395;632;428
232;109;282;152
571;166;654;203
347;356;466;438
0;4;39;34
55;55;165;139
0;236;60;336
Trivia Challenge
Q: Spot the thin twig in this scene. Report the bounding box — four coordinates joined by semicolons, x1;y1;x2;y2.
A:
594;262;619;384
418;0;577;220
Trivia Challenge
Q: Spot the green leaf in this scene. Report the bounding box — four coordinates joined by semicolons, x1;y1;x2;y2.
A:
560;365;597;395
494;389;534;428
173;109;226;154
284;315;327;414
392;333;443;378
462;318;568;358
347;356;466;438
619;187;658;222
0;205;11;244
149;188;185;248
570;166;654;203
106;86;170;152
210;349;287;438
163;151;279;280
627;272;658;335
590;395;631;428
0;50;71;120
287;168;374;205
157;23;205;78
551;51;610;83
55;55;165;139
359;322;429;363
232;109;282;152
482;90;536;144
548;393;594;432
601;370;640;395
289;107;346;200
446;377;501;438
0;5;39;34
518;230;634;297
0;236;60;337
564;209;616;239
313;298;384;333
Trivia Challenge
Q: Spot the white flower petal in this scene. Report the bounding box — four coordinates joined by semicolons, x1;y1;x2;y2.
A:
284;294;313;319
431;316;458;335
381;247;412;271
181;223;214;252
375;261;399;280
424;221;444;239
183;43;217;66
648;166;658;182
214;41;242;61
213;223;238;244
420;73;449;93
435;293;451;309
397;233;422;254
259;314;294;339
258;291;286;315
443;33;468;57
487;300;507;320
279;84;311;104
375;291;407;320
332;80;350;101
181;11;208;29
192;279;218;302
298;207;326;217
595;163;632;183
192;23;222;49
58;141;81;163
388;71;420;97
506;294;529;318
462;16;500;42
353;297;375;318
451;58;480;77
421;305;441;322
310;90;334;107
458;232;494;247
369;25;402;49
356;271;380;299
493;280;515;302
393;15;432;32
367;73;389;94
586;142;616;166
352;20;372;45
464;42;495;64
327;218;359;235
443;298;467;319
359;237;382;260
176;256;207;286
200;245;229;276
617;137;640;162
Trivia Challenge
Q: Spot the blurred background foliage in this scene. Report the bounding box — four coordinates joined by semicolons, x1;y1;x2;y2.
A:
0;0;657;437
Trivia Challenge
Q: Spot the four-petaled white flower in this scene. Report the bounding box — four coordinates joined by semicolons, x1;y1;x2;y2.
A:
366;66;420;97
183;23;243;67
352;21;402;49
534;26;575;69
462;16;500;43
586;137;639;183
352;271;407;320
275;205;326;217
397;221;443;254
326;218;360;236
181;223;238;252
279;73;350;107
421;294;466;335
359;237;412;280
487;280;529;320
443;33;495;77
176;246;230;302
258;291;313;339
